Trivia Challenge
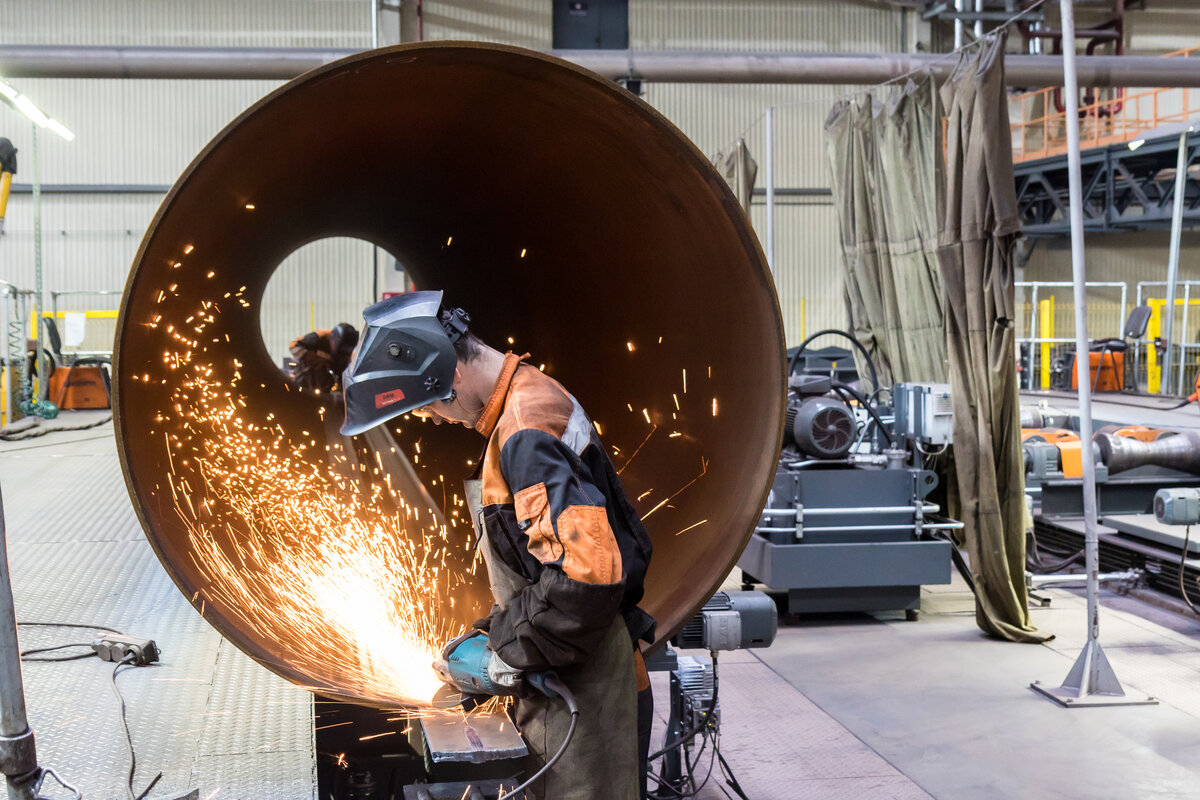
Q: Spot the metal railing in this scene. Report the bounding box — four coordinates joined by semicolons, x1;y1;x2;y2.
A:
1017;281;1127;391
48;289;121;359
1009;46;1200;163
1134;281;1200;396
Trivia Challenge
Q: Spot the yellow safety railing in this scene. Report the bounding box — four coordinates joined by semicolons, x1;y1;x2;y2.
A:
1145;297;1200;394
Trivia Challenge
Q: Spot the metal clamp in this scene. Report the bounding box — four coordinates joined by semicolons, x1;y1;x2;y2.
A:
0;728;36;777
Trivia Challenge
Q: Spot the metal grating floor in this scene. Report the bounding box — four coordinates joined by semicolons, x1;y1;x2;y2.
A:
0;421;316;800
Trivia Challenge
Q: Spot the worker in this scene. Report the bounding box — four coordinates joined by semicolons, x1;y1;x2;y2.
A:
339;291;655;800
288;323;358;392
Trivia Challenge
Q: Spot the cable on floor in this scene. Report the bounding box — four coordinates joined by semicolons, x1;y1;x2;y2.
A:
0;414;112;441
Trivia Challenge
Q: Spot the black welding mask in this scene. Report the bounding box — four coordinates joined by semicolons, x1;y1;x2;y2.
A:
339;291;469;436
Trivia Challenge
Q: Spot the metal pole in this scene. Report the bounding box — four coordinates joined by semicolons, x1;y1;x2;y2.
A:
1030;283;1040;389
370;0;379;49
31;126;45;404
1031;0;1153;708
1062;0;1100;654
0;485;39;799
955;0;965;49
5;46;1200;87
1181;282;1192;395
764;105;775;277
1164;128;1190;393
975;0;984;39
0;289;7;429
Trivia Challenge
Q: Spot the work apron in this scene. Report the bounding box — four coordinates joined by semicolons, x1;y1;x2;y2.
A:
465;478;639;800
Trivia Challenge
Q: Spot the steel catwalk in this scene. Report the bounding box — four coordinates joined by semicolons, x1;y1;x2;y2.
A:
113;43;786;708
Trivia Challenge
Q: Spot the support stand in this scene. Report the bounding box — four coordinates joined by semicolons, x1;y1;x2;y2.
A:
1030;0;1157;710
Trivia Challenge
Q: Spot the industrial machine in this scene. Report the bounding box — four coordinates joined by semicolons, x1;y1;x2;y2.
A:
1022;404;1200;608
738;333;960;617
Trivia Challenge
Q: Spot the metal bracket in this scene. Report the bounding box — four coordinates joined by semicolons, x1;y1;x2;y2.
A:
0;728;36;777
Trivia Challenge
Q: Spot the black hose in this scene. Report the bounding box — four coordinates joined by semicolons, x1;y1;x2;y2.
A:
788;329;882;395
1179;526;1200;617
831;381;896;448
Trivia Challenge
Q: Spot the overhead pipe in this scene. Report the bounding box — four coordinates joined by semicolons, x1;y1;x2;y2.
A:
113;43;786;707
4;45;1200;87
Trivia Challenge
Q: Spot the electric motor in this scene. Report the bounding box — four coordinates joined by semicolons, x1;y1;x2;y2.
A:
785;396;855;458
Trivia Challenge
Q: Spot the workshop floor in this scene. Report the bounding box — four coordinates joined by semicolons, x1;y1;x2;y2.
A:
0;415;315;800
7;416;1200;799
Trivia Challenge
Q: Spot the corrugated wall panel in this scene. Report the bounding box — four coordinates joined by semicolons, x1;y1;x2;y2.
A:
631;0;904;344
420;0;553;48
0;0;374;365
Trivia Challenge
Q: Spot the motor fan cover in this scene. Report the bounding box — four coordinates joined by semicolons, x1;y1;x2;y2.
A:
788;396;855;458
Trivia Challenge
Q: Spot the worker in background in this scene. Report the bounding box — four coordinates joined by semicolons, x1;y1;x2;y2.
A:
288;323;358;392
339;291;655;800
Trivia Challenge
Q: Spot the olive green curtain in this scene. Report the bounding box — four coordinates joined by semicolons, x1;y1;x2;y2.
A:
938;34;1048;642
824;78;948;388
825;33;1047;642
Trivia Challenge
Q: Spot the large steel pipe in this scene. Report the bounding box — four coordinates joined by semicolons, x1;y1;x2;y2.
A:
114;43;785;707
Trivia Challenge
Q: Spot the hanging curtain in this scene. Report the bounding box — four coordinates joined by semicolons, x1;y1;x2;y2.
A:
713;138;758;216
824;78;947;388
939;34;1048;642
825;32;1047;642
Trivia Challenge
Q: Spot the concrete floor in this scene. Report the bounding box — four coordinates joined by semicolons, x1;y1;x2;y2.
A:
7;415;1200;799
710;576;1200;800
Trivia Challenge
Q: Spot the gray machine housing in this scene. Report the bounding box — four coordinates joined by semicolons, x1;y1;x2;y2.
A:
739;465;953;615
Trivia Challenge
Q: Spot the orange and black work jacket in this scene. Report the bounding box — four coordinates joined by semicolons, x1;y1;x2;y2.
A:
471;355;655;672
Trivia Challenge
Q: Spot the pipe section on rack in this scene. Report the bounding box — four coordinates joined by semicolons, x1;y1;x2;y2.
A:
4;45;1200;87
113;42;785;707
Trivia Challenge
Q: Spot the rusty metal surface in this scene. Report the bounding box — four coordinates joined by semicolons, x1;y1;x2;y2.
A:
114;42;785;707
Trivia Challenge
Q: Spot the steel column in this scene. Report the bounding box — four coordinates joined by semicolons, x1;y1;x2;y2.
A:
765;106;776;276
1031;1;1153;708
1164;128;1191;393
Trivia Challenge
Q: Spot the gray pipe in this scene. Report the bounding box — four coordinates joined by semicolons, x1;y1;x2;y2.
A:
3;46;1200;87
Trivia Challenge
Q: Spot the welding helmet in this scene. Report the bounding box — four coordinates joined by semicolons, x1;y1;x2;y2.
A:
339;291;470;436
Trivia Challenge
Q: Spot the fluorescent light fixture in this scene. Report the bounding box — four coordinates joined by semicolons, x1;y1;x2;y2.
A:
46;118;74;142
1128;139;1145;151
0;76;73;141
12;94;48;128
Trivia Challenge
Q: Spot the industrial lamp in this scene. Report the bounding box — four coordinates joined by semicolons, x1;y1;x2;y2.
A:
0;77;74;141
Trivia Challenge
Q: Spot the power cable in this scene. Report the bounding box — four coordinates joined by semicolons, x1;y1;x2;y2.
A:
20;642;94;662
1179;525;1200;617
495;680;579;800
0;414;112;441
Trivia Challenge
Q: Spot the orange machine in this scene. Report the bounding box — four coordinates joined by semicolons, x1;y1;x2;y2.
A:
49;366;111;410
1022;428;1083;477
1070;351;1123;392
1023;425;1172;479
